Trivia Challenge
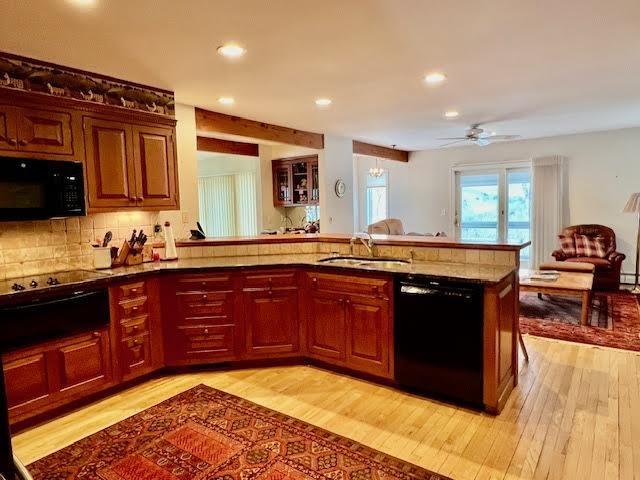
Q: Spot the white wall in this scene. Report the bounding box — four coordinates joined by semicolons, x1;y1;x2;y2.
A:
319;135;356;233
379;127;640;275
157;103;199;238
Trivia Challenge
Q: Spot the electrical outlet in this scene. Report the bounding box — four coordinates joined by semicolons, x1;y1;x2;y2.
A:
181;211;189;223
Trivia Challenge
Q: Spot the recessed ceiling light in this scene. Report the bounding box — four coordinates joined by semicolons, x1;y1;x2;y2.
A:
424;72;447;85
315;98;332;107
218;96;235;105
66;0;97;7
444;110;459;118
217;43;246;58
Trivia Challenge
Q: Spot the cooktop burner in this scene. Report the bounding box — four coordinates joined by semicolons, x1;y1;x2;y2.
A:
2;270;110;295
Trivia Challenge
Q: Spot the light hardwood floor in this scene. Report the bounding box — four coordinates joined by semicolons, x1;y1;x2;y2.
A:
14;335;640;480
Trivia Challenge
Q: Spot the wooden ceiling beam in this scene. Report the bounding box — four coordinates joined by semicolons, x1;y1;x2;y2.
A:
195;108;324;149
197;136;259;157
352;140;409;162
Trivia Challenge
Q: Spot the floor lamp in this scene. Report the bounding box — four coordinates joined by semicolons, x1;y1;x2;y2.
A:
623;192;640;294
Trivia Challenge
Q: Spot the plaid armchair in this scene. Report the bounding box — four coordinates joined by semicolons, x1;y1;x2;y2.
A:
552;224;625;290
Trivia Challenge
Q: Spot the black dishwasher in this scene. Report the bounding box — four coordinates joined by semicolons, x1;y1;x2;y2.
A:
394;275;484;407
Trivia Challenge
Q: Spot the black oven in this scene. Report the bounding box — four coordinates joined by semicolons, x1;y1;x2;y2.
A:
0;157;85;221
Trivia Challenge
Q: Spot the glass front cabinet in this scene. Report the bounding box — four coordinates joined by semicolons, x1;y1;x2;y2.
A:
272;155;319;207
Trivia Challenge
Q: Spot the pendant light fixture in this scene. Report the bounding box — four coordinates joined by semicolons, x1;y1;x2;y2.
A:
368;158;384;177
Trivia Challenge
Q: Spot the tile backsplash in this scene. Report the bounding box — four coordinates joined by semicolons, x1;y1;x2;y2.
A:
0;212;179;280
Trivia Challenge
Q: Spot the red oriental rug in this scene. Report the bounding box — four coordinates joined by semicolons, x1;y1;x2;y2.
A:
520;291;640;351
27;385;450;480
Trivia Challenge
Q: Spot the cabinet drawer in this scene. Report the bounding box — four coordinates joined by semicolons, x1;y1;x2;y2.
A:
117;296;148;318
115;281;147;301
242;270;297;290
177;325;235;356
120;315;149;338
176;291;234;322
175;273;234;292
306;272;390;298
121;334;152;375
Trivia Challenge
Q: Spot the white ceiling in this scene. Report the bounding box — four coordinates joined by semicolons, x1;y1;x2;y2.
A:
2;0;640;150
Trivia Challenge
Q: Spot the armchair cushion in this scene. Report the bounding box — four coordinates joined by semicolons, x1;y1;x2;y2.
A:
574;234;608;258
558;234;576;257
565;257;613;270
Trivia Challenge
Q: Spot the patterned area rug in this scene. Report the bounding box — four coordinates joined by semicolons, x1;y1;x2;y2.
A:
28;385;450;480
520;291;640;351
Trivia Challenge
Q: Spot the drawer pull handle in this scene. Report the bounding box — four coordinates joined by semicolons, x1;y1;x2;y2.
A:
18;139;28;146
201;282;207;286
134;339;141;346
132;325;139;332
132;306;139;311
204;328;209;334
92;331;101;338
8;138;17;146
131;288;138;293
202;294;208;300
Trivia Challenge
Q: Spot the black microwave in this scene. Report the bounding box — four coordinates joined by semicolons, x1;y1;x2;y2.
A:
0;157;85;221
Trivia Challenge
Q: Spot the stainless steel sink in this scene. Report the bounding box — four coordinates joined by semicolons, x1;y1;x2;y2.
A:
317;256;410;268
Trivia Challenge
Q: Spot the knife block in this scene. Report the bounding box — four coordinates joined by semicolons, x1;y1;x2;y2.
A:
125;252;143;266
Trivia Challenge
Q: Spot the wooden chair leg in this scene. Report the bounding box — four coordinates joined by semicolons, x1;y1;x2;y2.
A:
518;329;529;363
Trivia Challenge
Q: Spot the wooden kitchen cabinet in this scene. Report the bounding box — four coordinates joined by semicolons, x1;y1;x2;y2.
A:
132;124;178;208
163;272;240;365
84;118;179;212
110;278;164;382
304;271;392;378
306;290;347;361
272;155;319;207
83;117;137;209
55;330;113;396
2;328;113;424
243;288;300;357
0;103;79;159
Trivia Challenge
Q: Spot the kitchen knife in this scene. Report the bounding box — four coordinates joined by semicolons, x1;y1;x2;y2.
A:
102;231;112;247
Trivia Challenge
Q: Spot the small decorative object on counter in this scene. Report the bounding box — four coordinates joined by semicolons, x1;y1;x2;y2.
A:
93;247;111;269
189;221;206;240
163;221;178;260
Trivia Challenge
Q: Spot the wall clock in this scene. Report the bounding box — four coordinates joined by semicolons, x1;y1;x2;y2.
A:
334;179;346;198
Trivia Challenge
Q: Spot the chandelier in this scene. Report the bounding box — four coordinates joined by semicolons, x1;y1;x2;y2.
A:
368;158;384;177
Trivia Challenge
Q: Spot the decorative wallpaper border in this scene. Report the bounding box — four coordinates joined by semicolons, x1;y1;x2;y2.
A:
0;51;175;117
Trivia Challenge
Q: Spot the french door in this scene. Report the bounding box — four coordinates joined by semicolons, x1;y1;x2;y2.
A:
454;165;531;265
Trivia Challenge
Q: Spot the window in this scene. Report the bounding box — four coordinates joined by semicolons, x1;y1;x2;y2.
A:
455;165;531;265
198;172;257;237
366;171;388;226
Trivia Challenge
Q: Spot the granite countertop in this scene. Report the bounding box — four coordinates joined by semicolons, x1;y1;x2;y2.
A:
0;254;516;305
175;233;531;251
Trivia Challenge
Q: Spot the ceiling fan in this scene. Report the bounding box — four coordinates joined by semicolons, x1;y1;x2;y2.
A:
437;124;521;147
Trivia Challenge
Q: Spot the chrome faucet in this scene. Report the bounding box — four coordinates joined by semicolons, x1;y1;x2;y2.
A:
351;232;376;257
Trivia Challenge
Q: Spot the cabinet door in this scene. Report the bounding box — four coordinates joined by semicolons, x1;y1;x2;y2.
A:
272;163;292;206
84;117;137;209
132;125;178;208
55;330;112;396
0;105;18;151
346;296;391;378
17;107;74;156
244;288;299;357
306;291;346;361
2;352;52;415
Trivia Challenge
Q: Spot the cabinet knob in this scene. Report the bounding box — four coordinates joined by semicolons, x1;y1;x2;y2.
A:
132;325;139;332
201;281;207;286
7;138;17;146
346;299;351;305
134;339;141;346
202;294;208;300
131;306;139;312
92;331;101;338
18;139;28;146
204;328;209;334
136;196;144;202
131;288;138;293
338;298;344;304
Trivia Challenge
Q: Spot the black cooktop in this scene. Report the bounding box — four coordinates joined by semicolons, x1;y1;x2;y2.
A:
1;269;110;295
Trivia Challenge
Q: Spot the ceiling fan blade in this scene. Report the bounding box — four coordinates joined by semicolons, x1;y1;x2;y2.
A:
438;139;468;148
489;134;521;141
435;137;468;140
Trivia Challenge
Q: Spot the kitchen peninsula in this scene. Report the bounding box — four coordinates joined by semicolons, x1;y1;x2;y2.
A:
0;231;527;479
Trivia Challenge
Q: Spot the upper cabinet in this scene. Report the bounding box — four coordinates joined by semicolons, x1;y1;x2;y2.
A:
272;155;319;207
84;118;179;211
0;84;178;213
0;103;79;159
